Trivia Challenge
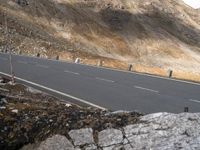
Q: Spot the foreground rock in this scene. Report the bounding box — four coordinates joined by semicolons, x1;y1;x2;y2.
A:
69;128;94;146
22;135;74;150
22;113;200;150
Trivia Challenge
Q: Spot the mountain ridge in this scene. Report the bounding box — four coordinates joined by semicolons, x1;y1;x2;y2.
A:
0;0;200;72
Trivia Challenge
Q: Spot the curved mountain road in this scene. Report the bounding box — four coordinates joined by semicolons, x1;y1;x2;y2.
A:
0;53;200;113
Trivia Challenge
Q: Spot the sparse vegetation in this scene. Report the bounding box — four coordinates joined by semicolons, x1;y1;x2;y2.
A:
0;0;200;79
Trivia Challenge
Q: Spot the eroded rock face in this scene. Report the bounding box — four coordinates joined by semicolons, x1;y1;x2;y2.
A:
21;113;200;150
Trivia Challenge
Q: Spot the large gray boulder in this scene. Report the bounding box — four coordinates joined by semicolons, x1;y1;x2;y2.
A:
21;135;74;150
69;128;94;146
98;129;123;147
38;135;74;150
123;113;200;149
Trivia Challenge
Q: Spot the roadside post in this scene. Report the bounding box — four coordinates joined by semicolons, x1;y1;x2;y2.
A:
97;60;102;67
5;12;15;84
37;53;40;57
184;107;189;112
167;69;173;78
56;55;59;60
128;64;133;71
75;58;80;64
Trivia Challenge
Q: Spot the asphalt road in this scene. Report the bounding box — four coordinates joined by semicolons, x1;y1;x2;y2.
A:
0;53;200;113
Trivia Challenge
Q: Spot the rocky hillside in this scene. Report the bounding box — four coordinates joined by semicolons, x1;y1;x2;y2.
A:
0;0;200;72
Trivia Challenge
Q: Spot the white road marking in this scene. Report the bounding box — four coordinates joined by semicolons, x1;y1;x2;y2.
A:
189;99;200;104
96;77;115;83
36;64;49;69
0;71;106;110
64;70;80;75
1;52;200;86
17;61;28;64
134;85;159;93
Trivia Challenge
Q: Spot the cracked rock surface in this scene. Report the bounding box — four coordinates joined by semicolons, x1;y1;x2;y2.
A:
98;129;123;147
21;113;200;150
69;128;94;146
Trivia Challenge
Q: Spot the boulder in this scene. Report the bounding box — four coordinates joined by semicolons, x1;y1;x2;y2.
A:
98;128;123;147
69;128;94;146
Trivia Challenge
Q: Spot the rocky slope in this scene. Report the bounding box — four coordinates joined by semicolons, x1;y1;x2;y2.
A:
0;77;141;150
0;0;200;72
22;113;200;150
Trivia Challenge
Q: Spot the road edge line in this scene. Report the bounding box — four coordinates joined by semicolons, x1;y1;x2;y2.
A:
0;72;107;110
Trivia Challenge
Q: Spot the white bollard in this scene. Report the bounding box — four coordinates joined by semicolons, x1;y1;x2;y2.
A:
97;60;102;67
75;58;80;64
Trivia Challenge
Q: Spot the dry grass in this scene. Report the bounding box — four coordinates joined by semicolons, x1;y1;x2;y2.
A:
133;64;167;77
132;64;200;83
173;71;200;82
56;52;200;83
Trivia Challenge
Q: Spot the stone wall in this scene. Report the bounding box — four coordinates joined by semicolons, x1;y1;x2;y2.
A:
21;112;200;150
